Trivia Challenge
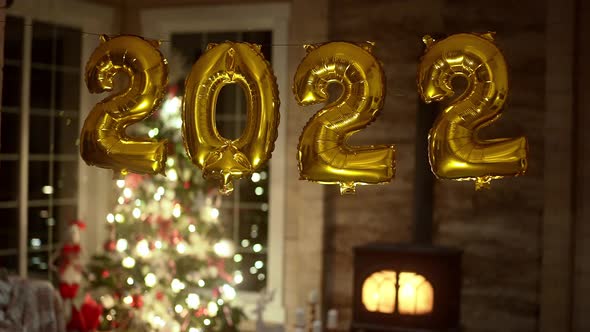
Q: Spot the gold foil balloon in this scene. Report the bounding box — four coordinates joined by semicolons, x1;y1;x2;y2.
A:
81;35;168;175
417;33;528;190
182;42;279;195
293;42;395;194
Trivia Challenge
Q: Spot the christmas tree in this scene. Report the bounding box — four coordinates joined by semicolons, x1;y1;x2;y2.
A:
85;84;244;332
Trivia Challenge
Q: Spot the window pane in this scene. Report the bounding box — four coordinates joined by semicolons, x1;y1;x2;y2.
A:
55;70;80;111
0;161;19;201
53;161;78;199
216;119;239;141
2;65;22;107
170;33;204;64
28;251;50;278
242;31;272;60
216;84;238;120
236;253;266;291
1;112;20;154
0;255;18;274
27;205;76;246
31;21;54;65
239;168;269;203
54;25;82;67
238;208;268;247
28;161;50;200
29;115;51;154
4;16;24;61
30;68;52;109
0;208;19;250
54;113;79;154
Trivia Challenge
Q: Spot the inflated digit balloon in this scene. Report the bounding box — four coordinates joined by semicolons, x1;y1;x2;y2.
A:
293;41;395;194
417;33;528;190
81;35;168;175
182;42;280;195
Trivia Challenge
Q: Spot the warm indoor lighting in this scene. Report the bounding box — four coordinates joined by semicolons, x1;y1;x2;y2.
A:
116;239;128;252
172;204;182;218
397;272;434;315
233;271;243;284
209;207;219;219
132;207;141;219
171;278;185;293
176;242;186;254
362;270;396;313
222;284;236;300
122;256;136;268
207;301;219;316
361;270;433;315
186;293;200;309
213;239;234;258
136;239;150;257
145;273;157;287
166;169;178;181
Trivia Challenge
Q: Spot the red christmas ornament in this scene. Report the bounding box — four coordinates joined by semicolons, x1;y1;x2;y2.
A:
101;270;110;278
132;294;144;308
156;291;165;300
184;181;190;189
104;240;116;252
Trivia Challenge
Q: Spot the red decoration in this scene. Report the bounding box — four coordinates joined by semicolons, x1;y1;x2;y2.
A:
132;294;144;308
61;244;81;255
101;270;110;278
156;291;165;300
125;173;144;189
59;283;80;299
195;307;206;317
104;240;116;252
67;294;103;332
184;181;191;189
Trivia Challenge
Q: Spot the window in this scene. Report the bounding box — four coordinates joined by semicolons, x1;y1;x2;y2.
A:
0;0;114;279
142;3;290;321
0;15;82;279
170;30;273;292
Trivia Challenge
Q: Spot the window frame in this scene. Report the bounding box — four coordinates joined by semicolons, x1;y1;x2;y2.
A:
5;0;115;278
141;3;290;323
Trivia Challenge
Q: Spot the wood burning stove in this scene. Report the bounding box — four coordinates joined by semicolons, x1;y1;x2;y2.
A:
351;243;462;332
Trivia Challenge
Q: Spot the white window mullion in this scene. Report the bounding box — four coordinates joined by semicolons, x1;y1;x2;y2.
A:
18;17;33;278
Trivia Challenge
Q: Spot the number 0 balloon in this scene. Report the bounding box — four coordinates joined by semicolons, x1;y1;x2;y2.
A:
417;33;528;189
182;42;280;195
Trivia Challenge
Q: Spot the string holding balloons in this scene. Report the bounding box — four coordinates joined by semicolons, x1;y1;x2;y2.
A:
79;33;528;194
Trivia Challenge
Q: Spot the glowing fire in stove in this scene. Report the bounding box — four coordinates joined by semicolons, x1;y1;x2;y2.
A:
362;270;434;315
